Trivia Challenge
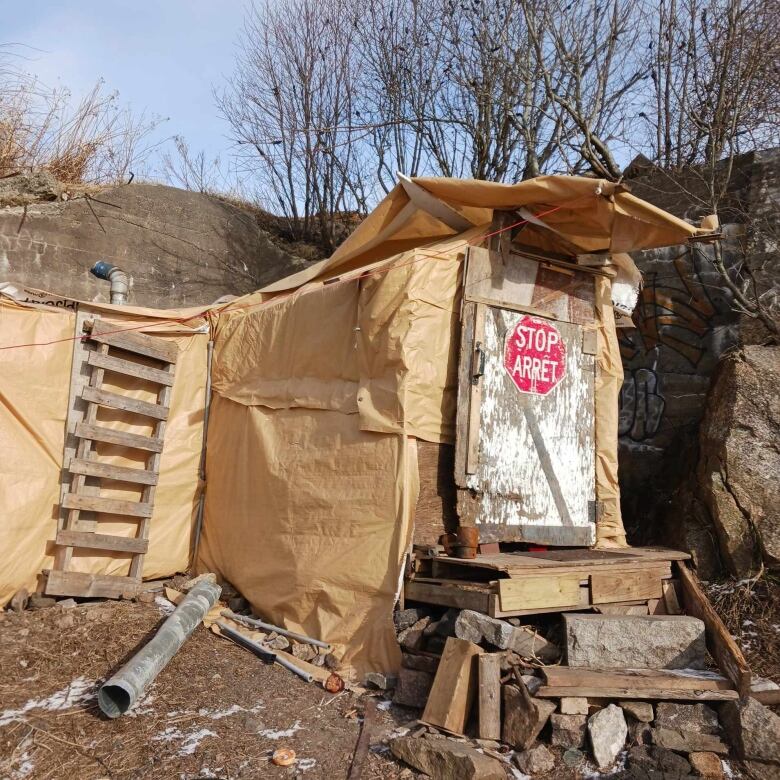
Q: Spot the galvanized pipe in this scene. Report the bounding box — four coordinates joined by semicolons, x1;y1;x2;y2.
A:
217;622;314;683
98;580;221;718
90;260;129;305
221;609;331;650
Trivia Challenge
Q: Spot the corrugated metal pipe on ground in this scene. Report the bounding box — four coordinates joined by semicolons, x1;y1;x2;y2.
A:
98;580;221;718
90;260;129;305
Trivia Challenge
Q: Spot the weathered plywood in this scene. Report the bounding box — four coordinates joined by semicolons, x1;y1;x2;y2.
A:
413;441;458;546
498;574;582;612
463;307;596;544
463;247;596;325
478;654;502;740
590;568;666;604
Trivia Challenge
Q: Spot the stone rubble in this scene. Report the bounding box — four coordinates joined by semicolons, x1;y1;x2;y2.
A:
588;704;628;769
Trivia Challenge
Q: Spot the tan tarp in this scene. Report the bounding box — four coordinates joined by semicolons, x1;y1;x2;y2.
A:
1;175;704;674
0;294;209;606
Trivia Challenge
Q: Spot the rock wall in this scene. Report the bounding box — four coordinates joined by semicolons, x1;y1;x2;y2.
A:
0;175;308;308
619;149;779;573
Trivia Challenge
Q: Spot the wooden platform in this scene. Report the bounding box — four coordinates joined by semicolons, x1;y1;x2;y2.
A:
406;546;690;618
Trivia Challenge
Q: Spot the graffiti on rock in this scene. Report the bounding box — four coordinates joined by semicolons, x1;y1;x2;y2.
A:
618;368;666;443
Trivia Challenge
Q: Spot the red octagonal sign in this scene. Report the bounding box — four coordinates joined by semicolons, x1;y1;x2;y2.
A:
504;315;566;396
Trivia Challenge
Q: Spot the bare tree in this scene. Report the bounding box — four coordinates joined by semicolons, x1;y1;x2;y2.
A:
218;0;369;252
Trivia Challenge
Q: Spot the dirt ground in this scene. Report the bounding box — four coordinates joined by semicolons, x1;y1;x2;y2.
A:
0;597;414;780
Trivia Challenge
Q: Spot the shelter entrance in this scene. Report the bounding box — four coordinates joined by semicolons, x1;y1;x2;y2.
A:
454;244;602;546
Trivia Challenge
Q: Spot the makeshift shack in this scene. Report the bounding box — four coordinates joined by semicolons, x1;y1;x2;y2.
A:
0;175;711;677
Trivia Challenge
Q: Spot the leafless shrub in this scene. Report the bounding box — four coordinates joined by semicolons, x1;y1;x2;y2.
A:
0;47;164;185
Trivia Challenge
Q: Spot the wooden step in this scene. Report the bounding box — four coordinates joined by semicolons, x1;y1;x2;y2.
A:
86;319;179;364
45;570;140;599
87;351;174;386
75;422;164;452
81;386;169;420
62;493;153;518
68;458;158;486
56;530;149;554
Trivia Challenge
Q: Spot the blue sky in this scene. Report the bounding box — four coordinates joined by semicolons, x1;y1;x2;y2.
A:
5;1;248;174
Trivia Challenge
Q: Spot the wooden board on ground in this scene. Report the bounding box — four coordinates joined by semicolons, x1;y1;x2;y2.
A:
45;570;139;599
422;637;483;734
477;654;501;740
590;568;665;604
498;574;581;611
538;666;739;702
675;561;752;697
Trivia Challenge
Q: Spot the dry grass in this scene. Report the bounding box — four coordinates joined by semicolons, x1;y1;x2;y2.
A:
705;572;780;686
0;47;162;185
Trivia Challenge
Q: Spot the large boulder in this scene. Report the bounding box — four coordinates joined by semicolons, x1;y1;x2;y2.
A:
390;736;506;780
696;347;780;575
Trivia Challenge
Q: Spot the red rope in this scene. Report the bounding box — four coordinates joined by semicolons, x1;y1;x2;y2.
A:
0;204;565;352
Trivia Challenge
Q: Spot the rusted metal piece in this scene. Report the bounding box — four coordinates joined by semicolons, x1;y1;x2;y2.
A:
451;526;479;559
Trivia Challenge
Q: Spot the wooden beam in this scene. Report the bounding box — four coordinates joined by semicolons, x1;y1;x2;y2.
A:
55;530;148;554
536;686;738;701
422;637;483;734
397;173;475;233
477;654;502;740
676;561;752;697
404;580;490;613
74;422;164;452
62;493;153;518
45;570;139;599
87;350;175;385
80;386;169;420
542;666;735;692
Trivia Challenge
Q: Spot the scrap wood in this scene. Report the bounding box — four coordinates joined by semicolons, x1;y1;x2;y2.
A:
537;666;739;701
347;698;377;780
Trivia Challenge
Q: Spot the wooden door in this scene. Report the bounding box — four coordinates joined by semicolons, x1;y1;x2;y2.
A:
455;247;601;546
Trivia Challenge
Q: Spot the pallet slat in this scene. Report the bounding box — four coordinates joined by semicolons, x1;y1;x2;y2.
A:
87;351;175;386
80;386;169;420
45;570;139;599
55;530;149;554
74;422;164;452
62;493;153;518
68;458;158;486
86;319;179;363
498;574;582;612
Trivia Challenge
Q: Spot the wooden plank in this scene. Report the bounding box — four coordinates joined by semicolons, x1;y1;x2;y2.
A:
87;319;179;363
454;301;477;484
422;637;483;734
498;574;581;612
68;458;158;486
404;580;491;613
80;386;169;420
130;369;173;580
75;422;164;452
662;580;682;614
62;493;153;518
676;561;752;697
55;530;148;554
87;350;175;385
489;592;593;618
347;697;377;780
45;570;139;599
477;654;502;740
465;304;486;474
590;568;665;604
542;667;736;692
536;686;738;702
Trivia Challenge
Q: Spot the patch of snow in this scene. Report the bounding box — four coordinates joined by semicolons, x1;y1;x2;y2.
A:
153;726;217;756
582;750;628;778
508;768;531;780
155;596;176;614
376;699;392;711
297;758;317;771
0;677;96;726
722;760;735;778
258;720;302;739
198;704;243;720
9;750;34;779
126;692;156;717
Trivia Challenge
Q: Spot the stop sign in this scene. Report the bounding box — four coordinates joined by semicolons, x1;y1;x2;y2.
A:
504;315;566;395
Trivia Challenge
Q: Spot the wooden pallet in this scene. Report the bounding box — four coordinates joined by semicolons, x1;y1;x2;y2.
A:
45;318;178;599
405;546;690;618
